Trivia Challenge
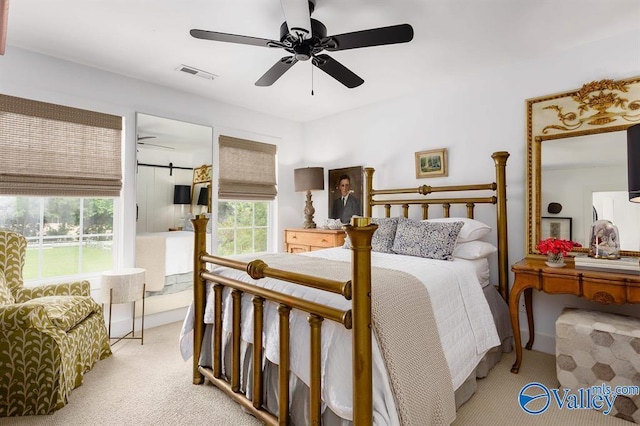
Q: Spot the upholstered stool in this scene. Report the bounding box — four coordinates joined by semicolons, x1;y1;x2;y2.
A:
556;308;640;422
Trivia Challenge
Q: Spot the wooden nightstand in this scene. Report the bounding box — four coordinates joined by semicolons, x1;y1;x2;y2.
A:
284;228;346;253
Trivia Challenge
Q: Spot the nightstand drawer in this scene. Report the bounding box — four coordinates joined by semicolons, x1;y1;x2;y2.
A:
284;228;346;253
286;231;333;247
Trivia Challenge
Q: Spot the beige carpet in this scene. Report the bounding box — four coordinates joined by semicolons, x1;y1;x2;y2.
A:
0;321;632;425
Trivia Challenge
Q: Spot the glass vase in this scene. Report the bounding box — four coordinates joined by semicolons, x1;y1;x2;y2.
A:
546;252;566;268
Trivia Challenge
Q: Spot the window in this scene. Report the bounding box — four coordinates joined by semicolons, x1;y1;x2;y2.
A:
217;201;269;256
0;196;114;281
0;94;122;284
217;135;277;256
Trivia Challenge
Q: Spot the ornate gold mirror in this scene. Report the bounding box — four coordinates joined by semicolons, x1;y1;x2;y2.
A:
526;76;640;258
190;164;212;214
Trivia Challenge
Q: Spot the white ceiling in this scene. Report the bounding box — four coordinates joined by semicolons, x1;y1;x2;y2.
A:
5;0;640;123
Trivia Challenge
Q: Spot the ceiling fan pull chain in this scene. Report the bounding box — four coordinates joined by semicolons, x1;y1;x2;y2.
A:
311;63;314;96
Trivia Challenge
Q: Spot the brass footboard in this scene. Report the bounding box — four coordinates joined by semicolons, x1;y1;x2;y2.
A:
191;216;378;426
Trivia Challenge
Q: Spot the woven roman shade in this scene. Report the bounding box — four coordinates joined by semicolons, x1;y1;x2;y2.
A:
0;94;123;197
219;135;277;200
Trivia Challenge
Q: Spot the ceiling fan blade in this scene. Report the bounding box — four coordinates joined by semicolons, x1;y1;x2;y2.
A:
137;135;156;141
0;0;9;55
137;142;174;150
325;24;413;52
280;0;312;40
312;54;363;88
255;56;298;86
190;29;280;48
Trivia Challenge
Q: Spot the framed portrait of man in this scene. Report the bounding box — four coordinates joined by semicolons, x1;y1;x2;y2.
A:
328;166;363;224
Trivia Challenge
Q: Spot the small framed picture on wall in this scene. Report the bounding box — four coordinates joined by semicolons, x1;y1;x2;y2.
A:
541;216;572;241
415;148;448;178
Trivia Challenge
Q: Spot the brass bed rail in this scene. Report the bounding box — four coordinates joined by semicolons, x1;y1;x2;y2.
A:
201;253;353;300
192;216;378;426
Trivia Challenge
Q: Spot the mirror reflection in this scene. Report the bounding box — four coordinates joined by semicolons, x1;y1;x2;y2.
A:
541;132;640;251
135;113;213;310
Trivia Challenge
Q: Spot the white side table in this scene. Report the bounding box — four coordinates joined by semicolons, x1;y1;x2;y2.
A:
101;268;146;345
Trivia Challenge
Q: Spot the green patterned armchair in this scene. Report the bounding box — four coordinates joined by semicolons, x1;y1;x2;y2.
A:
0;230;112;417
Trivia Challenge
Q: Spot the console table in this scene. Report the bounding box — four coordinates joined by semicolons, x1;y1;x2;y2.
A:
509;258;640;373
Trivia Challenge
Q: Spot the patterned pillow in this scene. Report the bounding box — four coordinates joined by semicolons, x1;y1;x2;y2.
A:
21;295;99;331
424;217;491;243
370;217;399;253
342;217;399;253
392;217;463;260
0;270;15;305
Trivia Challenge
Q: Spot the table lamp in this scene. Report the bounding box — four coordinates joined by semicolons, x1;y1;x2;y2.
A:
294;167;324;229
197;186;209;213
628;123;640;203
173;184;191;228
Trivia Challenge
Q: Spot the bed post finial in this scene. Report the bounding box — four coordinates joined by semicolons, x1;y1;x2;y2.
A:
344;217;377;426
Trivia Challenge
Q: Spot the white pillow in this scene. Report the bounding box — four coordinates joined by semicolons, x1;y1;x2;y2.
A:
425;217;491;243
453;240;497;260
464;258;491;288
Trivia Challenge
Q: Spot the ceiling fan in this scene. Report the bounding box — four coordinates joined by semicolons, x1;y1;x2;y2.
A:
136;135;174;150
190;0;413;88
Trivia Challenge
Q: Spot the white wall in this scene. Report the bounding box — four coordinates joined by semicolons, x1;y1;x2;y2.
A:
300;29;640;354
0;47;304;332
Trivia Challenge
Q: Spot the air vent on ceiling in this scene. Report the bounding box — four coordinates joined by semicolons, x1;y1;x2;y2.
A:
175;64;218;80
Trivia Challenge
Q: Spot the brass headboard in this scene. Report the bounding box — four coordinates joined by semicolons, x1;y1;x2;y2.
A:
363;151;510;301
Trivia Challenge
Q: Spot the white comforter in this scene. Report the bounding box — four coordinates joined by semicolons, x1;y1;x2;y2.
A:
180;248;499;423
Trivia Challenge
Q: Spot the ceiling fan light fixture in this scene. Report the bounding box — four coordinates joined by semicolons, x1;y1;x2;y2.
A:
293;43;311;61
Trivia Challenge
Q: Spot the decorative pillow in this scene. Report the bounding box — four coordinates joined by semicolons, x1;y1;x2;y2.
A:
424;217;491;243
370;217;399;253
22;295;99;331
392;217;463;260
0;270;14;305
342;217;399;253
453;241;497;260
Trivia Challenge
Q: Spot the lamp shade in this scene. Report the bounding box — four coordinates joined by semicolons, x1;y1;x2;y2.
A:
629;123;640;203
197;187;208;206
294;167;324;192
173;185;191;205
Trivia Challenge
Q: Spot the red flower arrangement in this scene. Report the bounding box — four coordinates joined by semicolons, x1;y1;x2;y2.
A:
536;238;581;256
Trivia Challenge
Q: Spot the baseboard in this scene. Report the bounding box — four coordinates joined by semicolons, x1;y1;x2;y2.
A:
106;306;188;340
519;328;556;355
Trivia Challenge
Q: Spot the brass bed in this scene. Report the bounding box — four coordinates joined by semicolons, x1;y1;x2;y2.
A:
188;151;510;425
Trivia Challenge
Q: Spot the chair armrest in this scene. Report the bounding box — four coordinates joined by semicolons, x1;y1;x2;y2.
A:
0;303;55;331
14;280;91;303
